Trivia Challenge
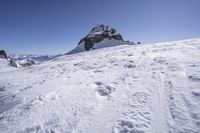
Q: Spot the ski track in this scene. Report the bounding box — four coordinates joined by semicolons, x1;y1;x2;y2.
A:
0;39;200;133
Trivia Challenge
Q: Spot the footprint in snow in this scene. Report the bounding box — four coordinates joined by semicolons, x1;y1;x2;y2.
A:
124;64;136;69
112;120;145;133
19;86;32;92
126;92;150;108
21;125;42;133
189;64;198;67
115;91;151;132
20;125;57;133
191;90;200;97
141;51;146;55
188;75;200;82
95;82;115;98
0;87;5;91
93;69;103;73
153;57;168;64
95;81;103;86
30;95;44;106
96;85;115;97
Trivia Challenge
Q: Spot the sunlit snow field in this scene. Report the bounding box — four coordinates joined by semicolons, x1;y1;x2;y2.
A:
0;39;200;133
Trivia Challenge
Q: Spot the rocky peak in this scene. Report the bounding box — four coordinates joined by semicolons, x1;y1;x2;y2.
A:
0;50;7;59
78;24;124;50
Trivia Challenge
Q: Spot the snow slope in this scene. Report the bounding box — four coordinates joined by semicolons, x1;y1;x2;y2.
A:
0;59;16;72
0;38;200;133
67;39;129;54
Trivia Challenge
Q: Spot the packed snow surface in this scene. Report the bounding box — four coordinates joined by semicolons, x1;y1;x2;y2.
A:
0;38;200;133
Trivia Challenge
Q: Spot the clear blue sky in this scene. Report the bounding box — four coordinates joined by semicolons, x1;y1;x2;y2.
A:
0;0;200;55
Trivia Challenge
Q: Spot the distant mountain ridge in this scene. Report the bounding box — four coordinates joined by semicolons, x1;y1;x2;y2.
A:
9;54;59;62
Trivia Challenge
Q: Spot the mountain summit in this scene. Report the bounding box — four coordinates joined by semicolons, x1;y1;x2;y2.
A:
79;24;124;50
67;24;129;54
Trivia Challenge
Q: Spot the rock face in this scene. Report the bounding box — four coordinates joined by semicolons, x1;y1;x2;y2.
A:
0;50;7;58
78;24;124;50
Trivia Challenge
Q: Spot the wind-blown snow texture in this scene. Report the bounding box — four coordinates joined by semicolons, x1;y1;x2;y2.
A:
0;38;200;133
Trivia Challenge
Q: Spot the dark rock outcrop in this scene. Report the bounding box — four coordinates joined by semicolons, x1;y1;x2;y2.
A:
78;24;124;50
9;59;36;68
0;50;7;58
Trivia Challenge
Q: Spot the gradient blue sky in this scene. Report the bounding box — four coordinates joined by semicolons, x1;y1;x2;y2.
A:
0;0;200;54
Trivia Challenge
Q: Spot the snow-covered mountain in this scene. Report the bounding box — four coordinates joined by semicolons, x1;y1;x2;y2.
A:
0;38;200;133
67;24;131;54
